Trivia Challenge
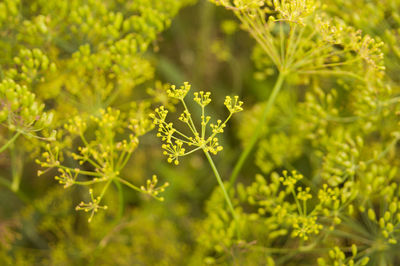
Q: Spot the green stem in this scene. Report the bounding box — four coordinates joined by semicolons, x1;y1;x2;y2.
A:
181;99;199;136
327;229;374;245
99;179;113;200
229;72;286;186
204;150;240;239
115;177;142;193
0;131;21;153
113;180;124;222
57;165;103;177
10;141;23;192
291;188;303;216
297;70;365;81
74;179;105;186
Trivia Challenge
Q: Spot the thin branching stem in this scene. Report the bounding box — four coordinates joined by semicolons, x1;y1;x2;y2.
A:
229;71;286;186
56;165;103;177
204;150;241;239
0;131;21;153
115;177;142;193
113;180;124;222
181;99;199;136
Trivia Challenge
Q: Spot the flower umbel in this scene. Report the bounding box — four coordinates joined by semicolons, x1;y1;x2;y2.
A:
75;189;109;223
151;82;243;165
140;175;170;201
37;106;167;222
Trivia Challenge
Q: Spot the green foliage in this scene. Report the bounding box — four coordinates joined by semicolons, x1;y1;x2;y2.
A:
2;187;187;265
0;79;53;137
194;0;400;264
1;0;400;265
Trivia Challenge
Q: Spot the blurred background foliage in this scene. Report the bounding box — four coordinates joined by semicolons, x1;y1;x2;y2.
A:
1;0;400;265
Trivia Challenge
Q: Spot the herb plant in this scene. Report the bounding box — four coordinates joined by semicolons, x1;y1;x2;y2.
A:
1;0;400;265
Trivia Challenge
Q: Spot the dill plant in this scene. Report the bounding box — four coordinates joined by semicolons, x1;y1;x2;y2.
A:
36;106;169;222
151;82;243;236
1;0;193;222
1;0;400;265
191;0;400;265
211;0;385;185
0;0;195;260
